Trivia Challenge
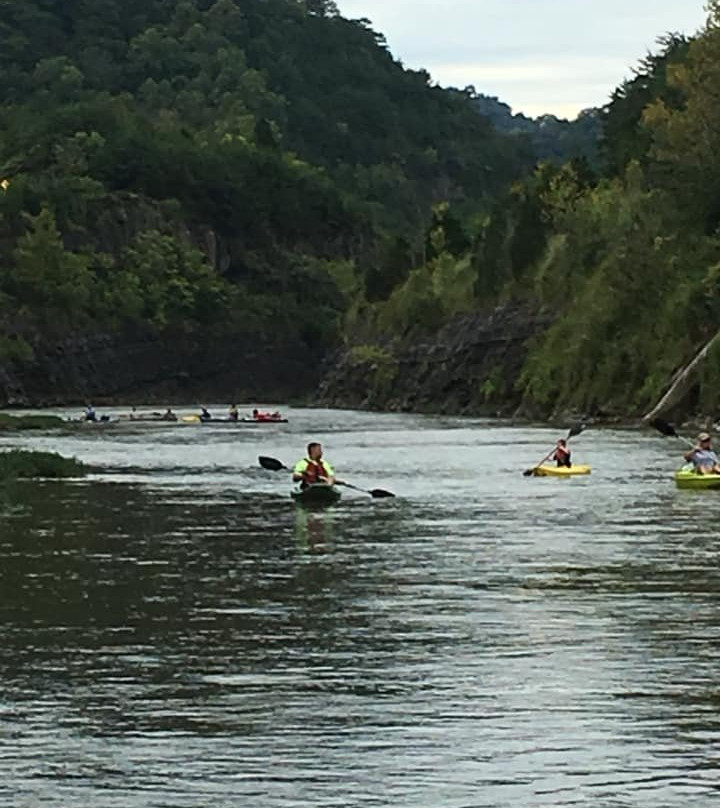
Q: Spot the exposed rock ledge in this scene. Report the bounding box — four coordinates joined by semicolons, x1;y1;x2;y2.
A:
0;330;317;407
320;304;550;416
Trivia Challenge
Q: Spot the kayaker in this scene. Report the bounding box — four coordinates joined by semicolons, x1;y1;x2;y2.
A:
229;404;239;422
162;408;177;421
85;404;97;422
684;432;720;475
293;443;337;488
552;438;572;468
200;407;212;422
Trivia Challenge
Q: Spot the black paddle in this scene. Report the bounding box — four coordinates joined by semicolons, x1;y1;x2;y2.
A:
523;422;586;477
258;456;395;499
649;417;695;448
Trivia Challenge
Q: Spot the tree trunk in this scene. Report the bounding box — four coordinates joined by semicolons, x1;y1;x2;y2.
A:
643;330;720;422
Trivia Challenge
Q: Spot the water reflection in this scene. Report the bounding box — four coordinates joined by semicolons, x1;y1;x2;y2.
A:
294;508;335;553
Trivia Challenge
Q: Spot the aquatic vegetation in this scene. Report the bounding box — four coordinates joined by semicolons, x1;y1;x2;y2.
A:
0;450;86;481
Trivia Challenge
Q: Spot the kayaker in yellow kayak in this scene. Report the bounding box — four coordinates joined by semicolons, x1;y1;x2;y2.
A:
293;443;337;489
552;438;572;468
683;432;720;475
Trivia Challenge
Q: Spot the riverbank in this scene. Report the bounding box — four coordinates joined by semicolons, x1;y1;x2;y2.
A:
0;450;87;481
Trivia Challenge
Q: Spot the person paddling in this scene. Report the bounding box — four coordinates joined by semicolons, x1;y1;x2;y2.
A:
293;442;337;489
684;432;720;475
228;404;239;422
553;438;572;468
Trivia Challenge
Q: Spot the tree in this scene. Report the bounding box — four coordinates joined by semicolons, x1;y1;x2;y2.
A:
8;207;93;324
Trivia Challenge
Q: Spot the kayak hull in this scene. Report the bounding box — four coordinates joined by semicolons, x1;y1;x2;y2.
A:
675;470;720;490
291;484;342;507
533;465;592;478
240;418;289;424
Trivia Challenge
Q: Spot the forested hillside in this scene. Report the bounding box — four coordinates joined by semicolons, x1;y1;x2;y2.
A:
1;0;716;418
0;0;535;403
473;94;601;165
326;13;720;420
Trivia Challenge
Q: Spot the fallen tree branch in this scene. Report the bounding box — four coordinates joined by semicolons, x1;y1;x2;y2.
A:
643;330;720;423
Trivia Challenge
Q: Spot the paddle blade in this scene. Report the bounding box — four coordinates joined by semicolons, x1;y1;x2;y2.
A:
259;456;287;472
369;489;395;499
650;417;678;438
568;422;586;440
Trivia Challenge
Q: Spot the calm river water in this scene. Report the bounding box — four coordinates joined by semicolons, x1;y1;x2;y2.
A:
1;407;719;807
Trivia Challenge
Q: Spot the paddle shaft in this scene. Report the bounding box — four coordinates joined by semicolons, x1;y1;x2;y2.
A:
650;419;701;450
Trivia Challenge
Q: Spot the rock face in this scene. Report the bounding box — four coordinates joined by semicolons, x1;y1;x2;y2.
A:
0;330;317;407
0;296;545;412
320;304;549;415
0;194;319;407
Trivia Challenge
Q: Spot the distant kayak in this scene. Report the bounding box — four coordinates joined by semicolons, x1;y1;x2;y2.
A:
182;416;239;424
533;465;592;478
291;483;341;507
675;468;720;490
182;416;289;425
125;415;178;423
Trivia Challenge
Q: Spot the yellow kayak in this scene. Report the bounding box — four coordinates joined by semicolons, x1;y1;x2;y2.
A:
533;465;592;478
675;469;720;490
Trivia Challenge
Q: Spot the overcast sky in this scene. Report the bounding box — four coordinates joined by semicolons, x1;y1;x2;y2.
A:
335;0;708;119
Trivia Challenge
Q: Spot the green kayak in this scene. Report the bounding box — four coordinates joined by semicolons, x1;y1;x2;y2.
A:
291;483;342;507
675;468;720;490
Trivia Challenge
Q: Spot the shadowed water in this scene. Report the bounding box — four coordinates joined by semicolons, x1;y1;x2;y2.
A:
1;408;719;807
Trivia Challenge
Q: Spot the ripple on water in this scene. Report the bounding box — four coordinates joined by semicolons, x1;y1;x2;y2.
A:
1;416;720;806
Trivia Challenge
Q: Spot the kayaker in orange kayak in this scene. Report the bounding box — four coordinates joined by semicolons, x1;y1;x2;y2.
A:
684;432;720;475
552;438;572;468
293;443;336;489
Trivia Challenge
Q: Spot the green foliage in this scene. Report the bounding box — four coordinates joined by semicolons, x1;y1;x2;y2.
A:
348;344;398;397
0;450;86;480
0;335;34;364
473;95;602;166
5;1;719;419
8;207;93;328
480;366;506;403
602;35;691;175
0;0;535;379
0;414;65;431
117;230;230;330
375;252;476;336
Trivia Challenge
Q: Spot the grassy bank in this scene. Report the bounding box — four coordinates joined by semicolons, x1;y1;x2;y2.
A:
0;414;66;431
0;450;86;481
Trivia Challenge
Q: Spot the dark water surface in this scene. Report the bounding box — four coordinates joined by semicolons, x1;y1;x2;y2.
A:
1;408;719;807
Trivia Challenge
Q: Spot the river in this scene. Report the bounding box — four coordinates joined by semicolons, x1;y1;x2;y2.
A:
1;407;719;807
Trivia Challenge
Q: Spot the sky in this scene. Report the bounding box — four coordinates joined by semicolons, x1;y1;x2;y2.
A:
334;0;708;119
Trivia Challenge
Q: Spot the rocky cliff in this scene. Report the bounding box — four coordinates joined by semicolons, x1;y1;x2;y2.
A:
320;304;550;416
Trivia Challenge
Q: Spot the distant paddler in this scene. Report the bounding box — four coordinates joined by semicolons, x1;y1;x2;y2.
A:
293;442;337;489
162;408;178;422
229;404;239;422
84;404;97;422
199;407;212;422
552;438;572;468
684;432;720;475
